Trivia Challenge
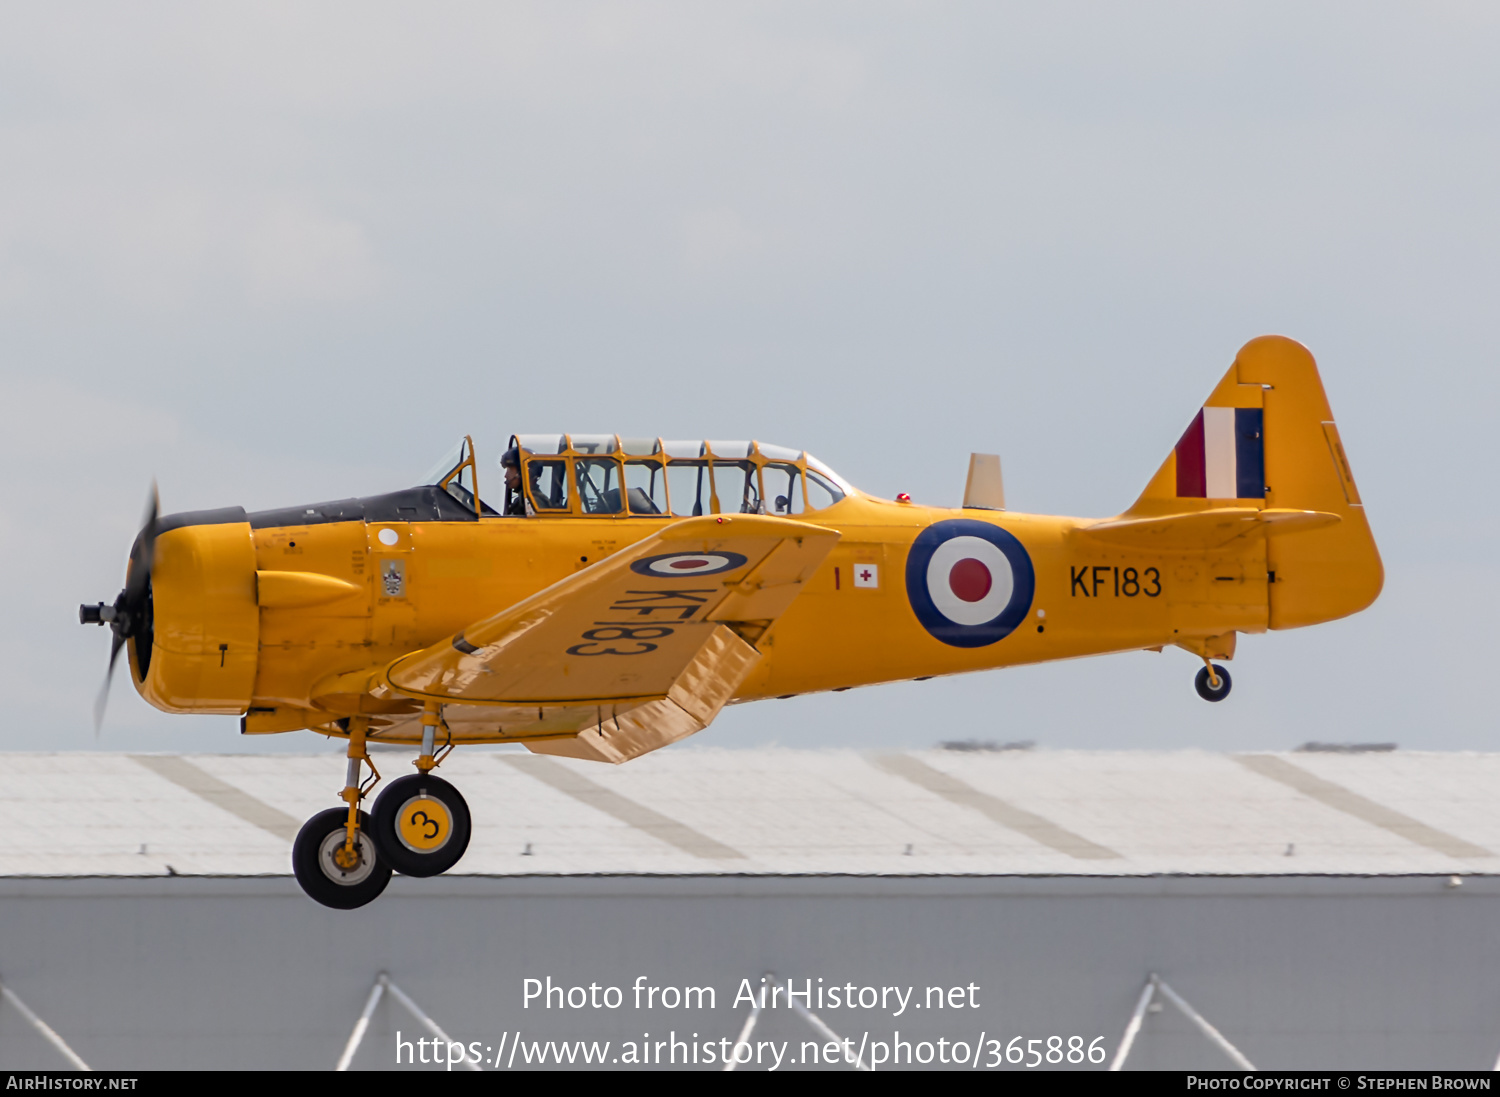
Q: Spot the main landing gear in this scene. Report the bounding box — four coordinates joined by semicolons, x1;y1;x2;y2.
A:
370;773;472;878
292;705;473;910
292;808;389;910
1194;662;1232;702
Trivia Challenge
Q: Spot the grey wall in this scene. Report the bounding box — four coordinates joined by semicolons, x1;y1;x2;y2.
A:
1;875;1497;1071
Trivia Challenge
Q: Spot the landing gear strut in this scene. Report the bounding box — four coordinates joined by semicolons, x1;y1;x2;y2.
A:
1195;662;1232;702
293;715;391;910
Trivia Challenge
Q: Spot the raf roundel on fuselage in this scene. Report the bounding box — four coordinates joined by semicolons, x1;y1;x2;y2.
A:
905;519;1035;648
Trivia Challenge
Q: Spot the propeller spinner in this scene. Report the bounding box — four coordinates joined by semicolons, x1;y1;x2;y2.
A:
80;485;159;731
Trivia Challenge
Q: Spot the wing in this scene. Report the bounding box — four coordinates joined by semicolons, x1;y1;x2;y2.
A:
379;514;839;762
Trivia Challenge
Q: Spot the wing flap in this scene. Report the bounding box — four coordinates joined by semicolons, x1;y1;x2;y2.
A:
526;624;760;763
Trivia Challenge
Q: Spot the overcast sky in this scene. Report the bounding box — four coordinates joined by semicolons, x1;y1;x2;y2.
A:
3;3;1496;754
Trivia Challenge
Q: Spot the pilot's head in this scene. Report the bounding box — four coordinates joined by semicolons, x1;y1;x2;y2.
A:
500;446;521;492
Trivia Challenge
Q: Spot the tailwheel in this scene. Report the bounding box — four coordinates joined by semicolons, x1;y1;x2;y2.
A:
1195;663;1232;702
370;773;473;878
292;808;391;910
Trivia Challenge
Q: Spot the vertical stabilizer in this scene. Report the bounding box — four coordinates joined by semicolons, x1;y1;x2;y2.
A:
1126;336;1382;629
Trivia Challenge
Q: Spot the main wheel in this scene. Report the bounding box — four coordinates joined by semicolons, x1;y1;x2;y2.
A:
292;808;391;910
1195;664;1233;702
370;773;472;878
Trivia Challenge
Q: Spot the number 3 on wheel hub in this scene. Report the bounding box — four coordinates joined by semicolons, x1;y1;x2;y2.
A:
399;794;452;853
371;774;472;877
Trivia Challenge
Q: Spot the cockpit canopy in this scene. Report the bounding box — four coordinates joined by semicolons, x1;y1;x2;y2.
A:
504;435;854;518
421;436;498;517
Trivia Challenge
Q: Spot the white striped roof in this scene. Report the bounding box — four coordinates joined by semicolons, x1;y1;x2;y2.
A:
1;748;1496;877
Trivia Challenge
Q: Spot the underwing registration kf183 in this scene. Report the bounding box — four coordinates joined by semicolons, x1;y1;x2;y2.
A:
81;336;1381;908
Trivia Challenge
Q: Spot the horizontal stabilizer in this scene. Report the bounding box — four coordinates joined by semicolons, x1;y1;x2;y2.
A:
1081;508;1340;551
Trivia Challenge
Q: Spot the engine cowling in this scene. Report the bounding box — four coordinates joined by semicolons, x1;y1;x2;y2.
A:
135;521;260;714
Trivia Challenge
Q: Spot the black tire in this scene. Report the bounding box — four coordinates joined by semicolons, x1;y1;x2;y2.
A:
1195;664;1233;702
292;808;391;910
370;773;472;878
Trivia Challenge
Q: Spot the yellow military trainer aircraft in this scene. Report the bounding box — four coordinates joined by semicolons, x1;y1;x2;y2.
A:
81;336;1380;908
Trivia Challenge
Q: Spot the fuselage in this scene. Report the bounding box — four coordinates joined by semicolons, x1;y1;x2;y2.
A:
104;342;1388;747
132;486;1268;735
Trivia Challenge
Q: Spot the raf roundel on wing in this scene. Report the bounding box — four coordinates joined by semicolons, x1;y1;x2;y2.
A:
904;520;1035;647
629;551;750;578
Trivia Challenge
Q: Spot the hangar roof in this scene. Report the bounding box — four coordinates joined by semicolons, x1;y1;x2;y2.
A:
3;748;1497;878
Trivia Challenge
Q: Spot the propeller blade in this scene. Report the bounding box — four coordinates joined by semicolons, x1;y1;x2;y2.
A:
140;480;159;533
94;631;125;736
91;482;159;736
123;481;159;605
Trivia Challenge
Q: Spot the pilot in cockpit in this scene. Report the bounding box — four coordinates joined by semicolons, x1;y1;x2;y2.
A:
500;446;528;516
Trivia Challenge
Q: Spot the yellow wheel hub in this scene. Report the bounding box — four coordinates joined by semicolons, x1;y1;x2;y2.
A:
397;795;452;853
